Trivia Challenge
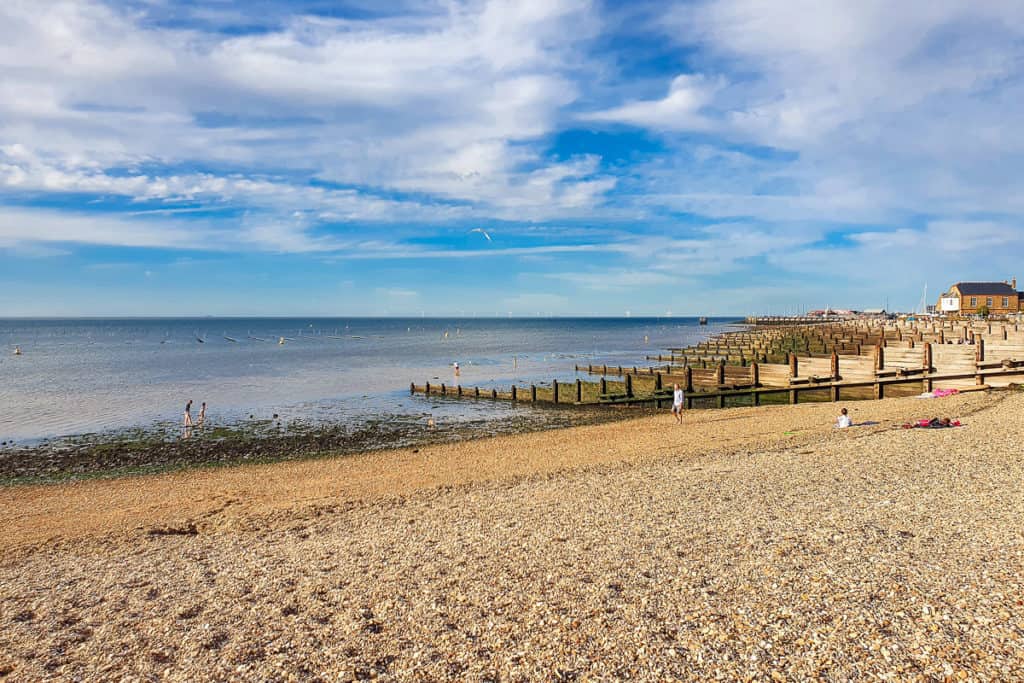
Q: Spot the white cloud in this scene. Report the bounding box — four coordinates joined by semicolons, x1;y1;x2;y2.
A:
580;74;720;130
0;0;615;226
0;206;207;249
585;0;1024;227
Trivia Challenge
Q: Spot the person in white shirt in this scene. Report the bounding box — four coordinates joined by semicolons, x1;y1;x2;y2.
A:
836;407;853;428
672;383;684;424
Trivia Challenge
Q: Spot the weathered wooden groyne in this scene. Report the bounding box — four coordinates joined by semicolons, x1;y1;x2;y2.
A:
411;319;1024;410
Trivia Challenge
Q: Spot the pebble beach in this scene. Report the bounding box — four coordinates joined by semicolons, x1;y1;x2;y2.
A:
1;390;1022;681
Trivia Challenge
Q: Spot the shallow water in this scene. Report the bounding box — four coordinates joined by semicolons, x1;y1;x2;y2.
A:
0;317;733;442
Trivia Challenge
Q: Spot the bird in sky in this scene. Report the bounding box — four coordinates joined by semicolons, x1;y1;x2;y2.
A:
468;228;492;242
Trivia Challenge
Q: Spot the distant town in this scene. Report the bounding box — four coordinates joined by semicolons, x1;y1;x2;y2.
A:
755;278;1024;323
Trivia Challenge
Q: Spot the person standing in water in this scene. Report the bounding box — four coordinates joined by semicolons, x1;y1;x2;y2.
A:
184;400;194;428
197;402;207;427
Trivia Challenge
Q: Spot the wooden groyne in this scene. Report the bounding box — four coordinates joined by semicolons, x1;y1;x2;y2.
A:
411;319;1024;411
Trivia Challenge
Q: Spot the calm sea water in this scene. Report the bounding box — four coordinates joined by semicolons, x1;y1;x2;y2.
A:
0;317;734;442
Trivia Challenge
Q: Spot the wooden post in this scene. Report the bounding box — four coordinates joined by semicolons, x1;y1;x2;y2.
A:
908;338;914;349
654;373;662;391
475;387;481;397
874;381;884;400
830;384;840;402
753;389;761;406
531;385;537;402
923;342;933;372
790;388;799;404
830;351;839;380
491;388;498;399
425;382;430;394
750;362;759;387
685;366;694;393
717;392;726;409
789;353;799;378
716;361;725;386
939;329;945;344
599;378;606;395
625;374;633;398
441;383;447;396
410;382;415;395
575;379;582;402
552;379;559;403
875;345;885;372
457;385;463;397
510;385;517;401
976;339;985;385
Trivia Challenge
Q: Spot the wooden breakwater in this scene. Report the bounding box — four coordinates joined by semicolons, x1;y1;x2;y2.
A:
411;319;1024;411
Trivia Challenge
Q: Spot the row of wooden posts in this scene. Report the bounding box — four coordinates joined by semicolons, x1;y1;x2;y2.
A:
650;325;1021;368
413;339;1024;410
412;362;1024;410
412;378;588;404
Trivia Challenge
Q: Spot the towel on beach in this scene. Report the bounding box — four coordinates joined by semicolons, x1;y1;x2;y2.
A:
916;388;960;399
902;419;961;429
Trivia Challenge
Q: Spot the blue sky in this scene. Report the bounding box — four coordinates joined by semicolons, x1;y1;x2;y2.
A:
2;0;1023;316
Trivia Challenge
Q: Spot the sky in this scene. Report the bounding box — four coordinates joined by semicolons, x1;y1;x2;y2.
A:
2;0;1023;316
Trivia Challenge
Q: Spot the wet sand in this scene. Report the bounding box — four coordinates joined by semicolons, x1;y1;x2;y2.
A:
1;391;1022;680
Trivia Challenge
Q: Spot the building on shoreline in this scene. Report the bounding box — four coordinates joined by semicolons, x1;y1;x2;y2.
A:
937;279;1022;315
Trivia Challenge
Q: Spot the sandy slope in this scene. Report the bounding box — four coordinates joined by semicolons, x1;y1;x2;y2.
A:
1;391;1021;680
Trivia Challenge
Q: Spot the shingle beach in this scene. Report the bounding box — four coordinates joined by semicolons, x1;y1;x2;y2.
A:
2;391;1022;681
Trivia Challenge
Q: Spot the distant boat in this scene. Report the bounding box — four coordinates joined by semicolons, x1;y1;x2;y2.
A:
195;336;205;343
247;335;265;342
224;335;238;343
13;346;22;355
278;337;286;345
698;317;708;325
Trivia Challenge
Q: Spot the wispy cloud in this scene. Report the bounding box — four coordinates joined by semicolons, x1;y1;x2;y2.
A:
3;0;1024;314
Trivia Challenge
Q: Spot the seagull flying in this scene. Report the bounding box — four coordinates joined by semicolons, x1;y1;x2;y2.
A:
469;228;492;242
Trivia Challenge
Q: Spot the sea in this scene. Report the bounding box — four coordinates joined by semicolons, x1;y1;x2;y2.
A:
0;317;735;444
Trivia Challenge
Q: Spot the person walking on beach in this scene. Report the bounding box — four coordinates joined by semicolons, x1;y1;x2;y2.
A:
197;402;206;427
184;400;194;428
672;383;684;424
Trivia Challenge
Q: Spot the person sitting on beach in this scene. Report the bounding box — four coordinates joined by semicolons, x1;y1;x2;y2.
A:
672;383;684;424
835;407;852;428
